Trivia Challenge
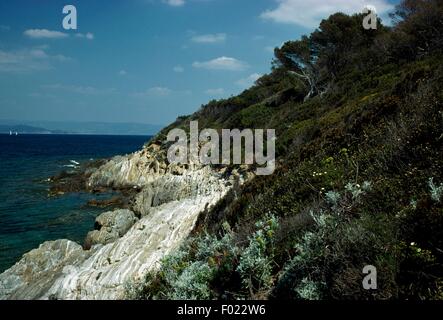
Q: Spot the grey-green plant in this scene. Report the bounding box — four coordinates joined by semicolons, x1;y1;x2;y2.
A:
295;278;323;300
428;178;443;202
345;181;372;200
325;191;341;208
236;214;279;293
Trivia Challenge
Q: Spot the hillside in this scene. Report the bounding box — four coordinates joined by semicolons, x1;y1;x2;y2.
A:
134;0;443;300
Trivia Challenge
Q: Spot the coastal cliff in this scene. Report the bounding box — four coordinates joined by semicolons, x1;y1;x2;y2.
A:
0;144;247;299
1;1;443;300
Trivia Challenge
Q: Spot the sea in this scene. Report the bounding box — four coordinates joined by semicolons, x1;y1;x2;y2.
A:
0;134;150;273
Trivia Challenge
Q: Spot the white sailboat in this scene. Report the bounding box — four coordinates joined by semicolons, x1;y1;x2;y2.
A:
15;132;18;136
9;131;12;136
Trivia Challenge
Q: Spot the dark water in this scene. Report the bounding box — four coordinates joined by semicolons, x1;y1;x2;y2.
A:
0;134;150;273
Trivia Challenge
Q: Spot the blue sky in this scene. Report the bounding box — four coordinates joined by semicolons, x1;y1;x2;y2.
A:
0;0;398;126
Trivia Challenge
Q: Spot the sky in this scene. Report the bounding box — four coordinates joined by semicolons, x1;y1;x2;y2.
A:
0;0;399;126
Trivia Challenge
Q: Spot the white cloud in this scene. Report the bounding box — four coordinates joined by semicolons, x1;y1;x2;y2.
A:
119;70;128;76
260;0;393;29
34;44;50;50
24;29;68;39
29;49;49;59
42;84;115;95
191;33;226;44
148;86;172;96
54;55;72;62
0;48;71;73
236;73;262;88
193;56;248;71
26;49;71;62
76;32;95;40
205;88;225;96
133;86;172;98
163;0;185;7
0;25;10;31
173;66;184;73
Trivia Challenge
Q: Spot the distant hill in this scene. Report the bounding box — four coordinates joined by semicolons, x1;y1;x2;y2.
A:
0;125;66;135
0;121;163;136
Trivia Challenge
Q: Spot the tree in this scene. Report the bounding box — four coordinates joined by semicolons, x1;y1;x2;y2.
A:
274;13;387;101
274;36;320;101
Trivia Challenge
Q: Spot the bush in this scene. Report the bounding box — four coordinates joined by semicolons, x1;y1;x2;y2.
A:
170;261;213;300
429;178;443;202
295;278;323;300
128;234;232;300
236;214;279;296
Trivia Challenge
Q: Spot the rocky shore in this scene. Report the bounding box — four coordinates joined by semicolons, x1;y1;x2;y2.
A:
0;143;247;300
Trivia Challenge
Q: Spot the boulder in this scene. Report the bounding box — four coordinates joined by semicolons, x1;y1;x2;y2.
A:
84;209;138;249
0;240;88;300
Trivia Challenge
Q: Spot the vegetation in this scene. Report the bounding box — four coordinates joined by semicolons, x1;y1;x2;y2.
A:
135;0;443;300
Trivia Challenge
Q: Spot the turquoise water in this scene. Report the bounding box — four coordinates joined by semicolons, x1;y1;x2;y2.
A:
0;134;149;272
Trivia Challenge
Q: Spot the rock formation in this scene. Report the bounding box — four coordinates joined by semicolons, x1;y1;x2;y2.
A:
84;209;138;249
0;145;245;300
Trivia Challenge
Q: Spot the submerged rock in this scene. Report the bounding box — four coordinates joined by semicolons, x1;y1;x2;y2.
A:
49;159;107;196
86;196;125;209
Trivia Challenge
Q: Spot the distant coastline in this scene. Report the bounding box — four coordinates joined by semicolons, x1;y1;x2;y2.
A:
0;125;68;135
0;121;164;136
0;132;154;137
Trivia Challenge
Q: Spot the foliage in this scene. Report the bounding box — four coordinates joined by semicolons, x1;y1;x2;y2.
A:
236;214;279;296
428;178;443;202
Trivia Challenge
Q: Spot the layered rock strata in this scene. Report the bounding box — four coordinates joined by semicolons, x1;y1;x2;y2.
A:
0;145;243;300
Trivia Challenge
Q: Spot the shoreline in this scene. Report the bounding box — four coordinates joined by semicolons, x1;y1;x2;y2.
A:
0;142;247;299
0;135;151;275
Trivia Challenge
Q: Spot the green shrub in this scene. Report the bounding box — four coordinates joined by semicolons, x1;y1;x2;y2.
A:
170;261;213;300
236;214;279;296
272;181;400;300
295;278;323;300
